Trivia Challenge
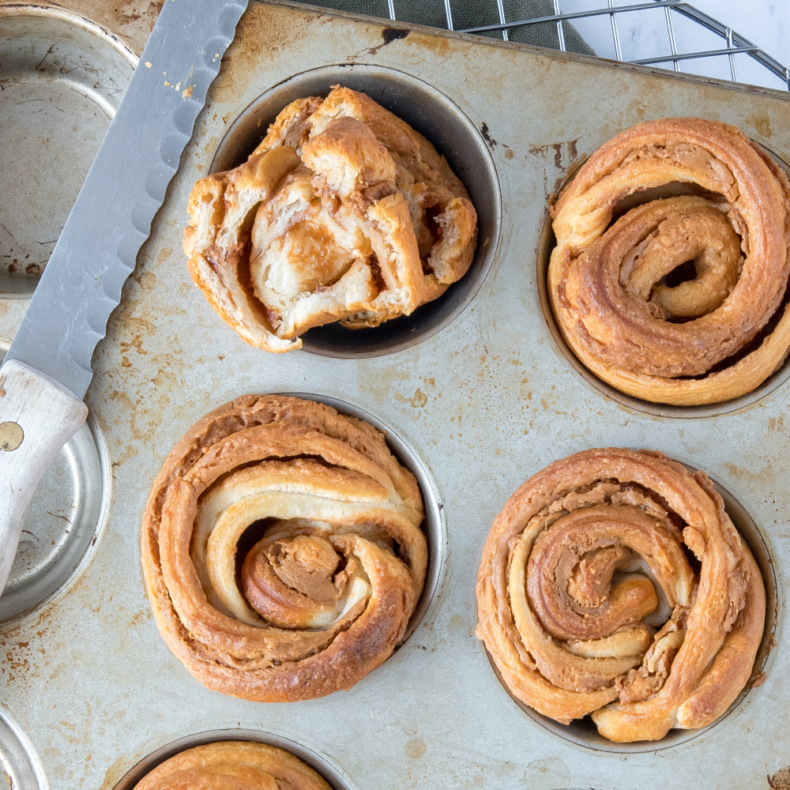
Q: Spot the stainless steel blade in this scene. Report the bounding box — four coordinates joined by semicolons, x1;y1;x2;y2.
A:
4;0;249;399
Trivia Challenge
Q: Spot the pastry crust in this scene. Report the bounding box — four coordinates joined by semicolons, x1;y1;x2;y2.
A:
133;742;330;790
140;395;427;702
476;448;765;743
185;86;478;351
549;117;790;405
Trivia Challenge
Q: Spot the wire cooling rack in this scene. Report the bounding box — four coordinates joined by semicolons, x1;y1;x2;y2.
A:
296;0;790;91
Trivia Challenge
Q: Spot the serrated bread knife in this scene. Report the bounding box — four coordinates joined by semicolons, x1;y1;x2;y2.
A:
0;0;249;595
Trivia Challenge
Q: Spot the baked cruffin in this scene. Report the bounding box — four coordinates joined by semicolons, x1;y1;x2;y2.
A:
133;742;330;790
184;86;478;352
141;395;427;701
549;117;790;405
476;448;765;743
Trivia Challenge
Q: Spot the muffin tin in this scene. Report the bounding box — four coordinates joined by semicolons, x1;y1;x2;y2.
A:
0;1;788;788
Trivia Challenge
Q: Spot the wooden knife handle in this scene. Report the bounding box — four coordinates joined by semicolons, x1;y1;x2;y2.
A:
0;360;88;596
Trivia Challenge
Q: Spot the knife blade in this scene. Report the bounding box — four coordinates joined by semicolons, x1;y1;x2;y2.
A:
0;0;249;594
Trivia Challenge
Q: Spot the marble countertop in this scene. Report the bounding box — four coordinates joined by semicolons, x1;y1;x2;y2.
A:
690;0;787;66
574;0;789;91
303;2;789;91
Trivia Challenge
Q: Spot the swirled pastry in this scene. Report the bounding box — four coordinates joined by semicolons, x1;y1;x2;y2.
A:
476;448;765;742
185;86;478;352
133;742;330;790
141;395;427;701
549;117;790;405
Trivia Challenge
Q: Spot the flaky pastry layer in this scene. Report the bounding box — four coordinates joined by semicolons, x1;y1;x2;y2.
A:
184;86;478;352
141;395;427;702
549;117;790;405
476;448;765;743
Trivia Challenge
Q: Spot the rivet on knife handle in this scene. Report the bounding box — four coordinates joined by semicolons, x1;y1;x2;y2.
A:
0;361;88;593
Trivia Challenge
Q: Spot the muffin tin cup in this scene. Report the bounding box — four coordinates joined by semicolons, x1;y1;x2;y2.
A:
210;63;502;358
0;4;135;298
112;729;358;790
0;705;47;790
2;3;790;789
536;148;790;419
483;464;779;754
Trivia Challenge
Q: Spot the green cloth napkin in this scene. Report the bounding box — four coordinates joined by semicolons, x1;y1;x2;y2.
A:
292;0;592;54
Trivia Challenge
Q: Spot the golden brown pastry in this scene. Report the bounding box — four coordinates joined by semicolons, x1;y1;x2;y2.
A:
133;742;330;790
141;395;427;701
476;448;765;743
185;86;478;352
549;117;790;405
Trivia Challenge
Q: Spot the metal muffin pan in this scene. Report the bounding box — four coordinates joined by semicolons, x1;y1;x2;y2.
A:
0;704;47;790
1;2;789;788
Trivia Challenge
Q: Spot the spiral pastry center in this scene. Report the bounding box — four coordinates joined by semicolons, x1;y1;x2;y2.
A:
619;200;741;320
242;531;358;627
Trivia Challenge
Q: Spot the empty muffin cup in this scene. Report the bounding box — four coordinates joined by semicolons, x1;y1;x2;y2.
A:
0;6;135;298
